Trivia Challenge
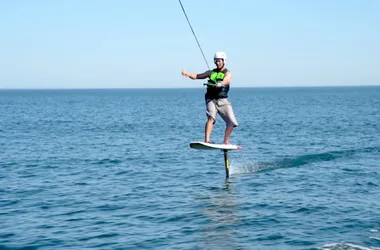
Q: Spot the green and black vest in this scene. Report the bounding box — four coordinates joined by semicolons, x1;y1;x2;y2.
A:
205;68;230;100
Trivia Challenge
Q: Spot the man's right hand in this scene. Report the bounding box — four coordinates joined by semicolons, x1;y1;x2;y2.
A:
182;69;210;80
181;69;188;77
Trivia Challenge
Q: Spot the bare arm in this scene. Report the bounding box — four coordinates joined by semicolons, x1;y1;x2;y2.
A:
221;71;232;86
182;69;210;79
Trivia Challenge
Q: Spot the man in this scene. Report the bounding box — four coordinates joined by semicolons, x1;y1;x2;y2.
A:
181;52;238;145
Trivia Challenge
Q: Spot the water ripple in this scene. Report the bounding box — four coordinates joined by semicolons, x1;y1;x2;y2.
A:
1;87;380;249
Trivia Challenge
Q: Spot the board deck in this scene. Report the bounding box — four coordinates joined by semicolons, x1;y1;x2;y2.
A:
190;141;242;150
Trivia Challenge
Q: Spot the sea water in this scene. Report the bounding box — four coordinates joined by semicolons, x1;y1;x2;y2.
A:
1;86;380;249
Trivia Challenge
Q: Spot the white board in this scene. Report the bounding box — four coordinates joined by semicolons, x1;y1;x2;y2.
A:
190;141;242;150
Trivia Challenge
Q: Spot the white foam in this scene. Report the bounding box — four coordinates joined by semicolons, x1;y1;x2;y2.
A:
319;243;380;250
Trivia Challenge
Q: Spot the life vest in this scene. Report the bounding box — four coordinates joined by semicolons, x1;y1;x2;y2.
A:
206;68;230;99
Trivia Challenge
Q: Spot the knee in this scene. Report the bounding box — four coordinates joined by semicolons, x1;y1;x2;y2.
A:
227;122;238;128
207;117;215;124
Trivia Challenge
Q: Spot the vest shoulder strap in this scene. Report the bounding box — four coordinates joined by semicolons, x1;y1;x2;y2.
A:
212;68;228;74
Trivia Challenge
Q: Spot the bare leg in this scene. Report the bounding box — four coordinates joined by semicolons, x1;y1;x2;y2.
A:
205;117;215;142
224;126;234;144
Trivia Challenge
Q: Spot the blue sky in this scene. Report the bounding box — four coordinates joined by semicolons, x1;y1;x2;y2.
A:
0;0;379;89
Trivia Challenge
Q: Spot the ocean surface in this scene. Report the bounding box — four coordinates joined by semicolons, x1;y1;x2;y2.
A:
1;86;380;250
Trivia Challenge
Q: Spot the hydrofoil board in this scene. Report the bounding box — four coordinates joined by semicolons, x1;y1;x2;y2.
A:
190;141;242;150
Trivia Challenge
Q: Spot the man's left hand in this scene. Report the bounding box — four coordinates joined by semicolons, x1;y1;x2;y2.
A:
216;83;223;88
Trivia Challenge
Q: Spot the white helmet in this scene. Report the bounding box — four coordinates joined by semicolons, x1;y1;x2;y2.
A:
214;51;227;64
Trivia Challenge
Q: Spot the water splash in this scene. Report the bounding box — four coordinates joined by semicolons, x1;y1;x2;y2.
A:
229;161;278;175
229;146;380;176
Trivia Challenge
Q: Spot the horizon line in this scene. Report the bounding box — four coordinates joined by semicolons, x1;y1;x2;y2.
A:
1;84;380;91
